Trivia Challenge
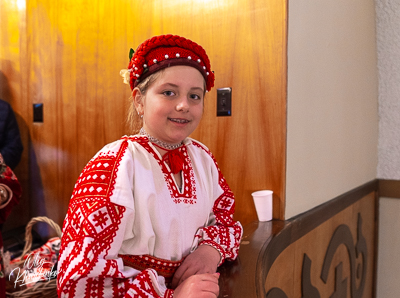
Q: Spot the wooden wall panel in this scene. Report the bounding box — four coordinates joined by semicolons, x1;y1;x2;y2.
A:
0;0;287;233
0;0;32;230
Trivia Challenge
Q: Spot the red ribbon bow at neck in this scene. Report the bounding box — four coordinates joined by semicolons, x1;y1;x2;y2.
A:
162;148;185;174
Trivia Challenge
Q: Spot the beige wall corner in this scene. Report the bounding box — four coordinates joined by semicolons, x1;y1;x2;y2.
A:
377;197;400;297
285;0;379;219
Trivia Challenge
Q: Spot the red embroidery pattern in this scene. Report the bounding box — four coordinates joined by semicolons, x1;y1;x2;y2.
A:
126;269;164;297
112;278;130;297
81;272;169;298
11;237;60;265
164;289;174;298
123;136;197;205
191;141;243;264
57;137;242;297
58;140;128;297
119;254;184;284
85;278;105;297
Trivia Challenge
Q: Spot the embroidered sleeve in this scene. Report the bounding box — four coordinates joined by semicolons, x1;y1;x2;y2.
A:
191;143;243;265
57;140;173;298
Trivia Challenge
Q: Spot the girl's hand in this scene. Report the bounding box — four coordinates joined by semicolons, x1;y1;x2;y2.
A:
172;245;221;288
173;273;220;298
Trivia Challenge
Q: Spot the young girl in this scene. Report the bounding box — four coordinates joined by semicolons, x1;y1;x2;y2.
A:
57;34;243;298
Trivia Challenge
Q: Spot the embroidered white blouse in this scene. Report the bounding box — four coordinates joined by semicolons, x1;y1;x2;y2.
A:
57;135;243;298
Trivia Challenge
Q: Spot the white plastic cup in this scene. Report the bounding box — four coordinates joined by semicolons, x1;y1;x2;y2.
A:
252;190;273;221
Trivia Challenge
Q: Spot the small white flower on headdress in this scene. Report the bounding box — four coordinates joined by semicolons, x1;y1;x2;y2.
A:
120;69;131;85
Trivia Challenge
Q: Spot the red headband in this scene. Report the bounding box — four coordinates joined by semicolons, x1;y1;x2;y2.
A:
125;34;215;92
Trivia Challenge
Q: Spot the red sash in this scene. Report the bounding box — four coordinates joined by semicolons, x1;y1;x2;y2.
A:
118;254;184;283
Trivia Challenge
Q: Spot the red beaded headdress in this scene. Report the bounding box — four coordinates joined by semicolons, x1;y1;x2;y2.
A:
121;34;215;92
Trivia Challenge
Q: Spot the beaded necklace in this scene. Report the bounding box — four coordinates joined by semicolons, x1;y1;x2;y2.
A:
139;128;183;150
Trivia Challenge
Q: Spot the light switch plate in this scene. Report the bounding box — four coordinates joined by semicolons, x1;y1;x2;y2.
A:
217;87;232;117
33;103;43;122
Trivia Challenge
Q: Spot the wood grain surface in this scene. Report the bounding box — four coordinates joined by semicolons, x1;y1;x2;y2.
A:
0;0;287;231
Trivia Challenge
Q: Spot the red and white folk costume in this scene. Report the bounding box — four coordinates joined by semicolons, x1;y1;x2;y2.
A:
57;136;243;297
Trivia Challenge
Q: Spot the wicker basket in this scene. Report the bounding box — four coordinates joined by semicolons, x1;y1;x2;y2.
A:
5;216;61;298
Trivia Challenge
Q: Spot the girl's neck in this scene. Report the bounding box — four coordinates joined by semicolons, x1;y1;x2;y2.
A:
139;127;183;151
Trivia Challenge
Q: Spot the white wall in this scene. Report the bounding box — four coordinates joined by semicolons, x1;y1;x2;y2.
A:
376;0;400;180
285;0;379;219
375;1;400;297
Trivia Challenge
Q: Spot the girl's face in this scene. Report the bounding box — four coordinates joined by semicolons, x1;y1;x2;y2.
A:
134;65;205;145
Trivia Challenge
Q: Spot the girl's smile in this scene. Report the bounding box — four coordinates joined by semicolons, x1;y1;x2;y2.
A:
168;118;190;124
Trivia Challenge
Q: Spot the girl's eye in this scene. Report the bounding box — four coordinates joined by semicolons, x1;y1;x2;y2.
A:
163;91;175;97
190;94;202;100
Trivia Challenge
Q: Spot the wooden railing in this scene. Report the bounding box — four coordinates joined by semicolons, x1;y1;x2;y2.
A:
218;181;378;298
